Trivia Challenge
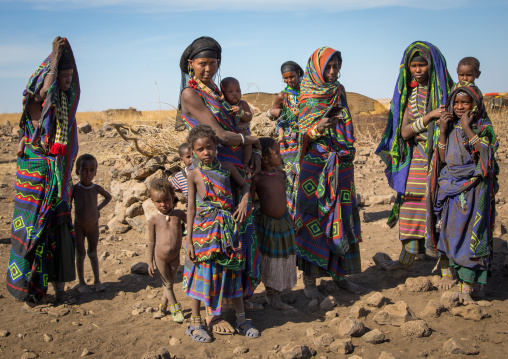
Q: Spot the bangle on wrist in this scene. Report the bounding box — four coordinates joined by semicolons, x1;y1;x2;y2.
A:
309;124;322;140
239;133;245;145
469;135;480;146
437;141;446;150
253;148;261;157
237;108;245;118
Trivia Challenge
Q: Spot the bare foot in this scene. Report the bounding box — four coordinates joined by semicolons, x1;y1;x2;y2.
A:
303;284;326;301
271;291;295;311
459;293;476;305
77;284;92;294
94;282;106;292
207;315;235;335
437;277;457;291
335;278;365;295
265;292;273;306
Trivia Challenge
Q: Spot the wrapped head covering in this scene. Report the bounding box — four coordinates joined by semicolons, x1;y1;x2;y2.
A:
281;61;304;77
58;51;73;71
446;81;484;122
179;36;222;74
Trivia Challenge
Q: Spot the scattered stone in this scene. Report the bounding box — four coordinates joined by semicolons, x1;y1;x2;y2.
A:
350;305;371;318
43;334;53;342
233;346;249;354
322;280;338;292
125;202;144;218
329;338;353;354
132;167;154;181
131;262;149;275
110;180;127;201
100;251;110;261
124;250;138;258
443;338;479;355
142;198;159;221
0;330;9;337
72;322;82;326
313;333;335;347
75;308;86;316
348;356;363;359
477;300;493;307
400;320;432;337
362;329;385;344
107;218;130;234
47;307;70;318
78;122;92;134
405;277;433;292
373;301;414;326
378;352;399;359
429;275;441;287
367;194;395;206
451;305;490;321
326;309;339;318
133;301;149;310
126;216;147;233
419;300;445;318
123;182;149;207
306;328;319;338
21;351;38;359
372;252;392;269
366;291;389;308
145;307;154;313
81;348;92;357
132;309;143;316
440;291;460;309
320;295;338;310
140;348;172;359
280;344;313;359
337;317;365;337
169;337;181;346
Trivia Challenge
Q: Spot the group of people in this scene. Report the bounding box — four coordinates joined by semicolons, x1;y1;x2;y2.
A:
6;35;498;344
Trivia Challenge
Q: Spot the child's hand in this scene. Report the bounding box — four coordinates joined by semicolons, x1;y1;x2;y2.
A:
231;105;241;114
439;112;453;132
187;246;196;263
460;110;474;129
148;263;154;277
232;203;248;223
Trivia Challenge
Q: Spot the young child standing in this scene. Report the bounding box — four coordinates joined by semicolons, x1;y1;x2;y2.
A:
72;154;112;294
171;142;193;207
220;77;254;173
147;178;187;322
251;137;297;310
184;124;260;343
435;81;498;304
457;57;481;84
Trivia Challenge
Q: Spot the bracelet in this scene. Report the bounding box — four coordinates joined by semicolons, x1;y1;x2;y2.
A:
47;72;57;76
237;108;245;118
308;124;322;140
410;117;427;133
469;135;480;146
253;148;262;157
437;141;446;150
239;133;245;145
48;65;58;73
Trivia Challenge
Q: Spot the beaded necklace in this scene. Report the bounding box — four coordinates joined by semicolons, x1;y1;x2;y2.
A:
77;182;94;189
158;208;174;222
260;168;277;176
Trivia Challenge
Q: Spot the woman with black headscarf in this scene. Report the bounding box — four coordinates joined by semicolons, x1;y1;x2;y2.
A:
179;36;262;338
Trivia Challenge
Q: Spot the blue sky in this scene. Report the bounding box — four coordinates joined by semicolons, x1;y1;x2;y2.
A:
0;0;507;113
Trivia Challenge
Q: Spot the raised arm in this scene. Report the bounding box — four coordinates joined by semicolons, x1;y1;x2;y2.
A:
34;37;65;103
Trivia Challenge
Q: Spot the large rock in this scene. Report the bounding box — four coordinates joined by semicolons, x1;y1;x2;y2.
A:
132;166;154;181
107;218;130;234
142;199;158;222
372;252;392;269
373;301;414;326
329;338;353;354
280;344;313;359
144;169;165;191
78;122;92;134
440;291;460;309
350;305;371;318
419;300;445;318
123;181;149;207
337;317;365;337
313;333;334;347
443;338;479;355
400;320;432;337
366;291;389;308
145;156;166;172
126;202;144;218
131;262;149;275
404;277;433;292
320;295;338;310
115;201;127;224
119;162;134;180
451;305;490;321
110;180;127;201
362;329;385;344
126;216;147;233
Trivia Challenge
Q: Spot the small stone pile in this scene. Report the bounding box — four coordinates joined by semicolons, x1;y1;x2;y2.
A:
107;153;183;234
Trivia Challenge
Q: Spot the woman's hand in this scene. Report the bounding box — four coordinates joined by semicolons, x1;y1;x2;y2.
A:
186;244;196;263
424;105;445;125
439;112;453;133
52;36;65;60
232;202;248;223
317;115;339;133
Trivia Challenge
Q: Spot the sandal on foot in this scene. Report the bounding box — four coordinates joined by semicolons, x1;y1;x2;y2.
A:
207;315;235;335
56;291;77;305
235;319;260;339
186;324;212;343
170;303;184;323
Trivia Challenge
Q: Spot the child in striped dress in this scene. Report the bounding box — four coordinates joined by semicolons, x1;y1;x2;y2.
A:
183;125;260;343
251;137;297;310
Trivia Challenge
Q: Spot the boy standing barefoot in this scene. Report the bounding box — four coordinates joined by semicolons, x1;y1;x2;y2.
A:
148;179;186;322
72;154;112;294
251;137;297;310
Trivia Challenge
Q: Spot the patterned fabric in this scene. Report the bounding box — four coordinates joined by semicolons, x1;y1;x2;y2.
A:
293;47;361;281
435;82;499;284
375;41;454;228
170;170;188;207
278;86;300;216
181;79;261;297
7;40;79;302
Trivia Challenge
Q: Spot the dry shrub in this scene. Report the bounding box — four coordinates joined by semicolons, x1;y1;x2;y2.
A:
354;113;386;146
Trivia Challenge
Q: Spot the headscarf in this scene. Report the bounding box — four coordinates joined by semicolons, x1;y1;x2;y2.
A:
281;61;304;77
375;41;454;200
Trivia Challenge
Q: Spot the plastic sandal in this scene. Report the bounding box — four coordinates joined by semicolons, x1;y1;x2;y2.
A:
186;324;212;343
235;319;260;339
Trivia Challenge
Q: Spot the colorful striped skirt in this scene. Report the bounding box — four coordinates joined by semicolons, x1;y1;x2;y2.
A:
399;148;428;254
183;258;243;316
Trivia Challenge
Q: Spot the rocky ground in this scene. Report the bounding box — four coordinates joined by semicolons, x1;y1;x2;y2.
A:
0;118;508;359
